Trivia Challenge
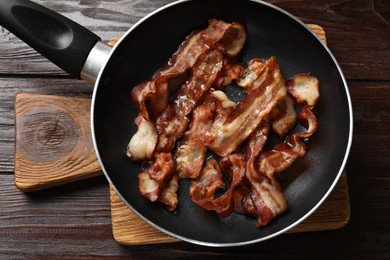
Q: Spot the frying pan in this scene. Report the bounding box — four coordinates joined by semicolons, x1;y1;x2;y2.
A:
0;0;353;246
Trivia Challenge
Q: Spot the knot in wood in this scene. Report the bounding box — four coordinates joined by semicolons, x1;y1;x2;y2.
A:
16;107;79;162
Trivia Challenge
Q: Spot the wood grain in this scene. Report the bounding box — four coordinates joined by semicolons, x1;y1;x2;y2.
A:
14;93;101;191
0;0;388;80
0;0;389;258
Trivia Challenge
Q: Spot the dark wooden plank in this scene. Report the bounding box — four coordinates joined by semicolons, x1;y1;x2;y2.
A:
0;0;389;80
347;81;390;177
0;174;388;259
275;0;390;80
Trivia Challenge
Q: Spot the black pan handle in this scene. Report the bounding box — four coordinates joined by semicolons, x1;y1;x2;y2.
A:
0;0;100;78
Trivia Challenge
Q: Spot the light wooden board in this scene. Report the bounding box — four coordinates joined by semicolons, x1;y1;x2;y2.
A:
14;93;102;191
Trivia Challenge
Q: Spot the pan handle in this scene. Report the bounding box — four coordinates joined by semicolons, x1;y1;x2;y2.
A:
0;0;105;80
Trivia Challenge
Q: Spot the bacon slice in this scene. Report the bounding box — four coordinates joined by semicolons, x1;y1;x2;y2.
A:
207;57;287;156
247;176;288;227
270;95;297;137
139;152;177;209
287;73;320;108
287;73;320;138
158;174;179;211
245;119;271;182
175;95;215;179
138;171;179;211
236;59;268;91
155;49;224;152
190;154;245;218
131;19;246;121
238;118;288;225
126;115;158;161
147;153;175;186
256;73;320;185
189;159;226;208
202;19;246;57
257;134;306;182
131;30;205;121
138;172;159;202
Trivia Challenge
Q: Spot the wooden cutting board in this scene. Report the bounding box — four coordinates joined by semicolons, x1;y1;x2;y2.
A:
14;24;350;245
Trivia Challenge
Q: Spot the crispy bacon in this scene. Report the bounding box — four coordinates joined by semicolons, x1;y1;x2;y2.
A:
287;73;320;108
138;172;159;202
158;174;179;211
240;119;288;225
257;134;306;183
207;57;287;156
155;49;224;152
270;95;297;137
175;94;215;179
236;59;268;91
131;19;246;121
287;73;320;138
131;30;205;121
256;73;320;185
245;119;271;182
202;19;246;57
147;153;175;186
138;171;179;211
190;154;245;218
247;176;288;227
189;159;226;207
139;152;177;209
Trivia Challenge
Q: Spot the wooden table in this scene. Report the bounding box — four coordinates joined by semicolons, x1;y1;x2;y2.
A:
1;0;389;259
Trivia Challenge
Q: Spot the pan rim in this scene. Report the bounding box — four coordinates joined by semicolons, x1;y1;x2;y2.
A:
90;0;353;247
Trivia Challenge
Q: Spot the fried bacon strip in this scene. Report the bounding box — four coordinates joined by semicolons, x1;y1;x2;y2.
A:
158;174;179;212
190;154;245;218
202;19;247;57
128;19;246;161
270;95;297;138
257;73;320;183
174;94;215;179
246;175;288;227
138;172;179;211
131;19;246;122
134;19;246;209
126;115;158;161
155;49;224;153
240;119;288;226
207;57;287;156
175;89;237;180
138;152;177;210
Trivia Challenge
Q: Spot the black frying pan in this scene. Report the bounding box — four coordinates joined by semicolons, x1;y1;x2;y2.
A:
0;0;353;246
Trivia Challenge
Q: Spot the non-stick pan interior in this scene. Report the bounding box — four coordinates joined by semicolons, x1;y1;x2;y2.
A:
92;0;351;246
